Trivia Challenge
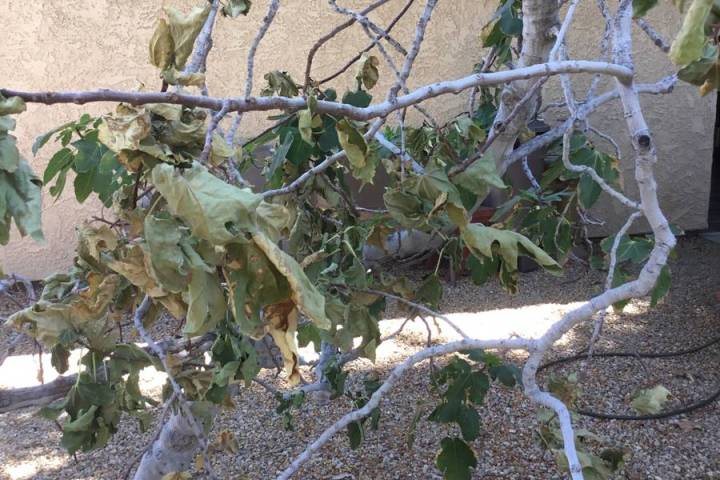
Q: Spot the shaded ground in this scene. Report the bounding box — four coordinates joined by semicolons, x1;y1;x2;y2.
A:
0;236;719;479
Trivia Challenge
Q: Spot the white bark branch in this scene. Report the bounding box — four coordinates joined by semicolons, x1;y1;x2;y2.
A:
0;61;632;121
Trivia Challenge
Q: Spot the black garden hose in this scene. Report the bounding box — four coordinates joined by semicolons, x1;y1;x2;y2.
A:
538;335;720;420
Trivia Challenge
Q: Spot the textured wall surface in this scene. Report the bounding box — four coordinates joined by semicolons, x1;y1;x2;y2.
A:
0;0;715;278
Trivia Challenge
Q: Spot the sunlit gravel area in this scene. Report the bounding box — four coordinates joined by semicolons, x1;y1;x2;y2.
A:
1;236;719;479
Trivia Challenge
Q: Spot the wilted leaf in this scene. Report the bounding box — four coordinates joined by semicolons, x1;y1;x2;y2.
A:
161;68;206;87
630;385;671;415
261;71;299;97
164;5;211;69
669;0;713;66
98;105;152;163
336;119;367;170
452;154;505;198
182;267;226;336
356;54;380;90
151;162;262;245
461;223;560;292
253;232;329;330
149;19;174;70
265;300;302;384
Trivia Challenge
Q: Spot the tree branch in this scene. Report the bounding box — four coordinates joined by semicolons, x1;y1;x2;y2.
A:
226;0;282;145
0;61;633;121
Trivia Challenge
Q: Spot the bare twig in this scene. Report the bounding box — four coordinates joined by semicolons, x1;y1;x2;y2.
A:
319;0;417;85
199;100;230;164
226;0;282;145
304;0;392;89
132;296;217;480
354;288;469;339
588;211;642;354
635;17;670;53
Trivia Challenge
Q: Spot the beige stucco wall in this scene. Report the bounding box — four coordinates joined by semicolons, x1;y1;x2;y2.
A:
0;1;715;279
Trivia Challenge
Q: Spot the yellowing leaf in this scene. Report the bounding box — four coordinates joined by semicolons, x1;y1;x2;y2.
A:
162;68;206;87
77;223;118;263
161;472;191;480
252;232;329;330
164;5;211;70
8;274;120;346
356;54;380;90
209;132;235;166
149;19;174;70
182;267;226;336
212;430;240;454
265;300;302;384
336;119;367;170
98;105;152;159
151;162;262;245
462;223;561;293
630;385;671;415
452;154;505;198
669;0;713;65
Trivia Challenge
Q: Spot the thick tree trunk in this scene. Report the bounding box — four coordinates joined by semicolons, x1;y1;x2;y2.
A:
0;374;76;413
133;411;200;480
491;0;560;174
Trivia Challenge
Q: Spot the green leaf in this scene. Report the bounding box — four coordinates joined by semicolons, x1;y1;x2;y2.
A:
347;421;364;449
600;235;653;264
630;385;671;414
63;405;98;432
436;437;477;480
43;148;74;184
77;379;115;406
678;44;718;85
457;405;481;441
342;90;372;108
0;133;20;172
73;169;96;203
383;188;425;228
297;322;322;352
490;364;521;387
144;214;192;293
417;274;443;309
650;265;671;307
0;158;44;245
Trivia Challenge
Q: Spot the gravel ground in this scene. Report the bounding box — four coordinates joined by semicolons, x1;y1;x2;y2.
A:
0;236;719;479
